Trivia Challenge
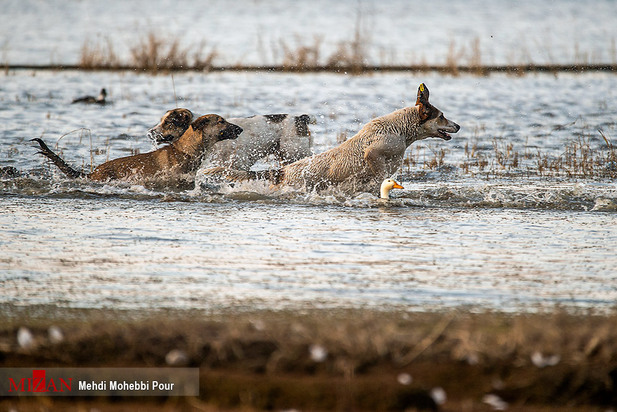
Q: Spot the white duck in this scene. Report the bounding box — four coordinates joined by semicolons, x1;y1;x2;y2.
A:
380;178;404;199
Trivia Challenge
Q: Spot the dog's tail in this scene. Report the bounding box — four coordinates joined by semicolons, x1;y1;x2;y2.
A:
31;138;87;179
203;166;283;184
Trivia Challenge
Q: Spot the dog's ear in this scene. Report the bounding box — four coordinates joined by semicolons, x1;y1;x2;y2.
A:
416;83;430;104
415;83;431;121
174;109;193;126
190;115;211;131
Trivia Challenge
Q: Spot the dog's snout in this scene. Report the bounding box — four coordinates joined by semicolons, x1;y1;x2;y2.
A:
453;122;461;132
219;123;243;141
147;129;166;145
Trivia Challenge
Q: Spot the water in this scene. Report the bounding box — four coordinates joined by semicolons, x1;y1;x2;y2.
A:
1;0;617;314
2;0;617;66
1;69;617;313
3;194;616;313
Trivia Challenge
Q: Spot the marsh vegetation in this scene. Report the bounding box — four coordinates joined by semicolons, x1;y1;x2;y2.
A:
74;26;617;75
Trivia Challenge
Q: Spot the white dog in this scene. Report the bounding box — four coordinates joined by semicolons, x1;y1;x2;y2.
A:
148;109;314;170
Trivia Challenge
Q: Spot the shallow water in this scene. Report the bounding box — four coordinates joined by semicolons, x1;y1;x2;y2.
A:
2;194;616;313
2;69;616;171
1;69;617;314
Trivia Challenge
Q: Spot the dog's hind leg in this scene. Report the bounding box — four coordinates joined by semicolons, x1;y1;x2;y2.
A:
31;138;87;179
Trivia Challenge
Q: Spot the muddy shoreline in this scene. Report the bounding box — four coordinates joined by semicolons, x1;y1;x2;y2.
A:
1;306;616;411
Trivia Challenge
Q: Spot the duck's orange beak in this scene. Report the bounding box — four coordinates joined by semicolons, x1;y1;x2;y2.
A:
393;182;404;189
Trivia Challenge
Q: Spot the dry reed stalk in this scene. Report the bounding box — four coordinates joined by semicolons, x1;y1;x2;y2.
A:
192;40;218;71
325;7;371;73
279;36;322;71
445;39;464;76
73;29;616;75
79;37;119;69
459;132;617;179
129;32;220;73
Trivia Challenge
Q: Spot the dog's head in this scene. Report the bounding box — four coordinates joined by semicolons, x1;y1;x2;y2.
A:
293;114;316;137
190;114;243;146
415;83;460;141
279;114;316;163
148;108;194;145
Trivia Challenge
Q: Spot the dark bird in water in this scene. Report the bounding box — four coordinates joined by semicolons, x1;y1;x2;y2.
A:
0;166;21;178
71;88;107;105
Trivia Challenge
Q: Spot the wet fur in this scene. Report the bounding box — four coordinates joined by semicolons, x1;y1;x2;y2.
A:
148;109;314;169
33;114;242;185
206;84;460;194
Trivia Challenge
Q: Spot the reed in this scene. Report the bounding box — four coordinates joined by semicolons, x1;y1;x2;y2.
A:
279;36;322;71
406;130;617;179
326;8;371;73
275;6;370;73
78;36;119;69
78;32;218;72
444;39;465;76
128;32;189;72
543;132;616;178
191;40;219;71
73;29;617;75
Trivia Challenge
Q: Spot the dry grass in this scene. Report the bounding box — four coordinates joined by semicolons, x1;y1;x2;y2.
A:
276;8;370;73
78;36;120;69
78;32;218;73
191;40;219;71
279;36;322;71
407;130;617;179
1;307;617;410
73;28;617;75
444;37;489;76
128;32;218;73
129;32;189;71
526;132;617;178
324;11;370;73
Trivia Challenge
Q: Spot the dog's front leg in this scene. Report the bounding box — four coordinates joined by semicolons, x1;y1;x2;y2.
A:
363;145;388;179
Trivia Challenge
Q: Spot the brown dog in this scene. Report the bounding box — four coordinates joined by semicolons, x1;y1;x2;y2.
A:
33;114;242;184
148;108;315;169
147;108;194;144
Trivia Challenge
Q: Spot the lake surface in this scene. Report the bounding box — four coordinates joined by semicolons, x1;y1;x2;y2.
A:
2;194;616;313
2;0;617;66
1;69;616;314
2;0;617;315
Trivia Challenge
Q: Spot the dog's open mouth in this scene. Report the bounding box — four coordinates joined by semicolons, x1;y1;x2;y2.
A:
148;129;177;145
147;130;163;144
438;129;453;140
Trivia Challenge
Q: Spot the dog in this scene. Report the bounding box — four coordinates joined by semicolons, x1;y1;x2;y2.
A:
72;88;107;105
148;109;314;169
205;83;460;194
33;114;242;186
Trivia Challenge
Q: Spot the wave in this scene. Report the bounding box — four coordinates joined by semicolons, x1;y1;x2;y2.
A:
3;173;615;213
